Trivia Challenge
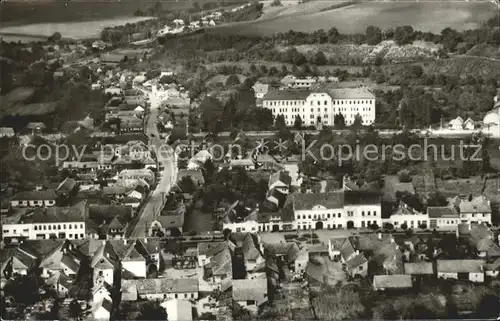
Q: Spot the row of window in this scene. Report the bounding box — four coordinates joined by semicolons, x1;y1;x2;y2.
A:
297;213;342;220
34;223;84;231
346;211;378;217
266;99;374;107
461;213;488;217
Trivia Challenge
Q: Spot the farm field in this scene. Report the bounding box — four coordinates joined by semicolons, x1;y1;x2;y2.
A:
0;16;155;40
213;2;497;35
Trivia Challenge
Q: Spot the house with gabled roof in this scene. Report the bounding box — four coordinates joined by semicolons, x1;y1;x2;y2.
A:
93;281;113;303
437;259;485;283
91;241;119;286
328;237;368;278
232;277;268;313
427;206;460;229
132;278;199;301
197;241;233;287
10;189;58;208
121;241;147;278
230;233;265;274
46;271;73;297
39;241;81;278
2;200;88;241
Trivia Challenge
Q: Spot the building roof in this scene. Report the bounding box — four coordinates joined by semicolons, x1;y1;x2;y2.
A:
427;206;459;218
404;262;434;275
135;278;199;295
344;190;381;205
293;192;344;211
20;200;87;224
56;177;77;193
327;88;375;100
11;189;58;201
100;53;126;63
153;214;184;229
253;82;269;95
91;241;119;269
263;90;311;101
436;259;484;273
373;274;412;289
232;278;267;303
207;245;233;277
269;171;292;188
231;233;262;262
89;204;132;223
459;196;491;214
26;122;46;129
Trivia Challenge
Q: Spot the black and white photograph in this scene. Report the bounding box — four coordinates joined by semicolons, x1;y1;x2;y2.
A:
0;0;500;319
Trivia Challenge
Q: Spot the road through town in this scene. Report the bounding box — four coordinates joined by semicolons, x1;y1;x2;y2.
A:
128;87;178;238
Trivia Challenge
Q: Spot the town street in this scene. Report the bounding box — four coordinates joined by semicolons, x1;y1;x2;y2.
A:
128;86;178;238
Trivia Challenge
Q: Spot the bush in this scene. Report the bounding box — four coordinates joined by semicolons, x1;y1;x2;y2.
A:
383;222;394;230
398;169;412;183
418;223;427;229
401;223;408;230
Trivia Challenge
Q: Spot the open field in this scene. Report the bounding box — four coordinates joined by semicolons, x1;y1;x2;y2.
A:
213;2;497;35
0;16;155;40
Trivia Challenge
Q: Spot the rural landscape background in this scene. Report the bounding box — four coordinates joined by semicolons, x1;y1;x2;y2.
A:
0;0;498;40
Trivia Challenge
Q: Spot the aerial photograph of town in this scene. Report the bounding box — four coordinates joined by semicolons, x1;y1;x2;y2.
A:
0;0;499;319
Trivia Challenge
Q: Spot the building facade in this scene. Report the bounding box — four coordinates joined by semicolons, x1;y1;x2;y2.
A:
262;88;376;127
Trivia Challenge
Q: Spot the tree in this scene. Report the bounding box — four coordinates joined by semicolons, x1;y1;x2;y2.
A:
314;51;327;66
275;114;286;130
68;299;84;321
225;74;240;87
200;96;225;133
365;25;382;45
159;75;175;84
394;25;415;45
351;114;363;129
312;287;367;320
49;32;62;42
397;169;412;183
334;113;346;129
136;301;168;320
271;0;282;6
294;115;303;130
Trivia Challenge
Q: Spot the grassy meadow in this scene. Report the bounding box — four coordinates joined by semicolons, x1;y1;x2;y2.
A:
212;1;497;35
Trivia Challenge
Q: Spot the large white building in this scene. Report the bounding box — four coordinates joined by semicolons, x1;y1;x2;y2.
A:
262;88;376;127
294;190;382;230
223;190;383;232
2;201;88;241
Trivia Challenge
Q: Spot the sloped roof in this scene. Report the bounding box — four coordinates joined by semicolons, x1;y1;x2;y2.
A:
91;241;119;269
459;196;491;214
56;177;77;193
21;200;87;224
232;278;267;303
437;259;484;273
135;278;199;294
263;89;310;101
427;206;459;218
293;192;344;211
373;275;412;289
11;189;57;201
404;262;434;275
